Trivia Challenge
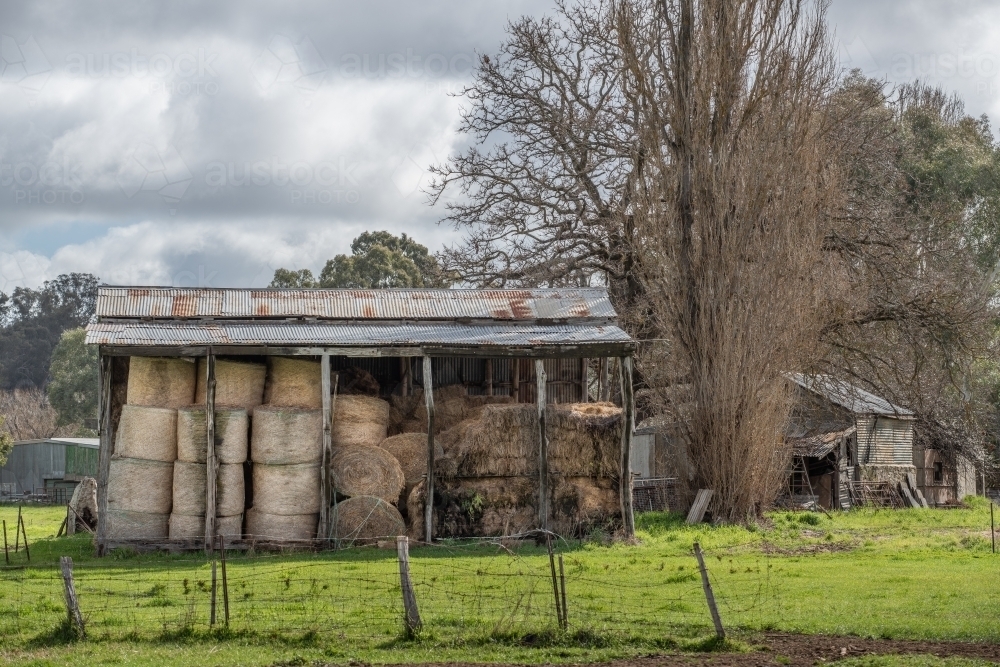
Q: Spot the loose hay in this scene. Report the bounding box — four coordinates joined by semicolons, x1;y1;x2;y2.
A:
330;445;405;503
177;408;249;464
389;386;513;435
195;358;266;412
251;463;321;515
331;496;405;545
106;509;169;540
251;407;322;464
265;357;322;409
332;395;389;447
378;432;443;486
107;458;173;514
115;405;177;462
245;508;317;541
450;402;622;477
126;357;196;408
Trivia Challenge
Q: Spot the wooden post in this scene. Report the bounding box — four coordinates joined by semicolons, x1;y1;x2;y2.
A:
423;356;435;544
2;519;8;565
14;506;21;552
210;559;217;627
219;534;229;627
205;351;217;552
18;512;29;561
558;553;568;629
545;533;564;628
320;354;333;541
512;359;520;402
396;535;422;635
59;557;85;638
536;359;549;531
400;357;410;397
991;502;996;555
599;358;610;402
580;358;589;402
96;354;113;556
485;359;493;396
619;356;636;537
66;503;75;536
693;542;725;640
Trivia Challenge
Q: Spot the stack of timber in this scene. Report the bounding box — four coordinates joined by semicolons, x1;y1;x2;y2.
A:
248;405;322;540
407;401;624;539
107;357;196;539
170;408;249;540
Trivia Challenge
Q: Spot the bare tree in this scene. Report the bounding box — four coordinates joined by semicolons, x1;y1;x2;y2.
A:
0;389;76;441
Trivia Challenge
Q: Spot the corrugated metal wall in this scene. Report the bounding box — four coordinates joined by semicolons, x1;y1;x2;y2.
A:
857;416;914;465
65;445;99;477
410;357;588;403
0;443;66;494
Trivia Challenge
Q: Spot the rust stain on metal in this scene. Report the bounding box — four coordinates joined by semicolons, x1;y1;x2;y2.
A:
171;294;196;317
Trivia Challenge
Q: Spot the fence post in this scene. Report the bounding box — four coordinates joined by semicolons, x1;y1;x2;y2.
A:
210;559;217;627
558;553;568;630
15;506;21;552
18;513;29;561
60;556;86;638
2;519;8;565
693;542;724;640
219;534;229;627
991;502;996;555
67;503;76;536
545;533;564;629
396;536;422;636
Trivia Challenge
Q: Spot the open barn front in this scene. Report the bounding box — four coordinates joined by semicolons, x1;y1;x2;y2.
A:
85;287;636;554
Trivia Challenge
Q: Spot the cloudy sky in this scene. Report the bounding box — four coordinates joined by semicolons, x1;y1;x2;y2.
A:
1;0;999;291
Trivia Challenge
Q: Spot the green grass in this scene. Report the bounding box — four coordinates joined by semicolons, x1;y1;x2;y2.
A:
1;500;998;666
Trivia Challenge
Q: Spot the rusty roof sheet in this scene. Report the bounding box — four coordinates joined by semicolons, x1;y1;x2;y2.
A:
95;287;618;322
790;426;856;459
85;321;634;350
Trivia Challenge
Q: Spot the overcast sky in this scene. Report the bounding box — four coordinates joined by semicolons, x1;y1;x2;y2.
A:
2;0;999;292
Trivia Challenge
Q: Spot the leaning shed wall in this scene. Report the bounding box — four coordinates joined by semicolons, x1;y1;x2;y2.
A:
86;286;637;555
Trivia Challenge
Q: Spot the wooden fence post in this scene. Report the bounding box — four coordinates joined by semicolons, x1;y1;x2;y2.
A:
15;506;21;552
693;542;725;640
423;356;435;544
66;503;75;536
545;533;564;629
396;536;422;636
618;356;636;537
219;534;229;627
320;354;333;541
18;513;29;561
558;553;568;629
205;351;217;553
210;559;217;627
60;556;85;638
3;519;8;565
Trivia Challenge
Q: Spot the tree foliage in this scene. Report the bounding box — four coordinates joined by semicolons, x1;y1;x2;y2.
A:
47;327;99;428
271;231;450;289
0;273;98;390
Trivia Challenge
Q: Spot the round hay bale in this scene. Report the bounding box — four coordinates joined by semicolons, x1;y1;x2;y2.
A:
265;357;322;409
107;458;173;514
217;463;245;517
251;463;321;515
245;508;317;541
217;514;243;540
196;358;266;412
177;408;249;464
332;496;405;545
251;407;322;464
168;513;203;540
115;405;177;463
332;395;389;447
126;357;196;408
172;461;207;515
106;509;169;540
331;445;405;503
378;433;443;486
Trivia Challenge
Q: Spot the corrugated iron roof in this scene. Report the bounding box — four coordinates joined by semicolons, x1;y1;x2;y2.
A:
95;286;618;322
790;374;914;418
85;321;633;349
790;426;856;458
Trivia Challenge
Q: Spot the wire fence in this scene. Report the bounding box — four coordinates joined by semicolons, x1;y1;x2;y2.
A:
0;537;777;647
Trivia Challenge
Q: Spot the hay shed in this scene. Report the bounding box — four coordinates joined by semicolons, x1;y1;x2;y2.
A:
86;286;636;553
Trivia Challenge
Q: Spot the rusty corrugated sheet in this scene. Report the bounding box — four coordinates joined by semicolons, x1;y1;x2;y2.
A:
95;287;618;322
84;321;632;348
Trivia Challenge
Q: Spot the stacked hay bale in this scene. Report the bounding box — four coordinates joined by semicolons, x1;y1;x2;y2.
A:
333;395;389;447
107;357;195;540
247;405;322;541
388;386;512;435
170;408;250;540
195;359;267;414
408;402;624;538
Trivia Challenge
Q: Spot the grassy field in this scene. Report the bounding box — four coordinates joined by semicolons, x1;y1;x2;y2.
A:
0;500;998;666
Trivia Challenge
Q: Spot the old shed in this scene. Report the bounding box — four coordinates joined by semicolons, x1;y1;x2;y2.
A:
0;438;99;503
85;286;637;553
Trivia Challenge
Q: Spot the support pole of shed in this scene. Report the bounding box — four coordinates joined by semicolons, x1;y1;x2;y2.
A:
320;354;333;542
95;354;113;555
599;358;610;402
512;359;520;402
204;350;217;553
581;358;589;403
485;359;493;397
536;359;549;532
423;356;435;544
619;356;636;537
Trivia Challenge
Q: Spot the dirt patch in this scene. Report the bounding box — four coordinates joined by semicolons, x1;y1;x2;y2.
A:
760;541;857;556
